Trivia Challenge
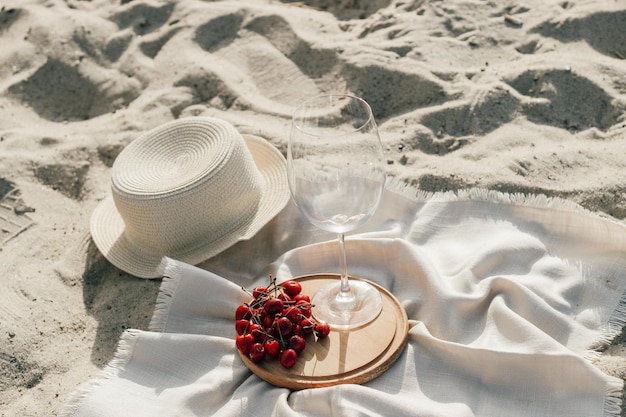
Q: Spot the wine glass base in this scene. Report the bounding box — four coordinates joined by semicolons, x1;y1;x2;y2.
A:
311;279;383;330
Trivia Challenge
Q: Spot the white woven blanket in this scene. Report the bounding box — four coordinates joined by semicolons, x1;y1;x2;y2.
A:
62;186;626;417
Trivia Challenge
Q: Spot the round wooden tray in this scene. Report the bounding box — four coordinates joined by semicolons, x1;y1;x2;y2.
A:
238;274;409;390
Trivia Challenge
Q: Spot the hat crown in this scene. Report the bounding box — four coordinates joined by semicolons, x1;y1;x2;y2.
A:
111;118;262;256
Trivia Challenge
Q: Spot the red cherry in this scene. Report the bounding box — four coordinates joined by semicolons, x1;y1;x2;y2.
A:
264;339;280;358
262;315;275;329
300;318;314;335
252;286;267;299
315;322;331;338
274;317;293;336
249;323;265;342
295;300;311;318
280;348;298;368
289;335;306;353
292;324;302;336
278;293;292;302
249;343;266;363
285;306;302;323
235;304;251;320
235;319;249;335
266;326;279;339
236;333;255;356
294;294;310;303
282;281;302;298
264;298;283;315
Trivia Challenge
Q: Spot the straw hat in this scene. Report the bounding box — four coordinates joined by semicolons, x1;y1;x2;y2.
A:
90;117;289;278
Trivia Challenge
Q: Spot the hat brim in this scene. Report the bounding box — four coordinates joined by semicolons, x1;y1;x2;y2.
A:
90;134;289;279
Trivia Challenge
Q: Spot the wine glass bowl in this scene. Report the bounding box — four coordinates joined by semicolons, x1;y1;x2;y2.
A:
288;94;386;330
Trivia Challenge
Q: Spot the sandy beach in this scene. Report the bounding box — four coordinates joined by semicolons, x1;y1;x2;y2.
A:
1;0;625;415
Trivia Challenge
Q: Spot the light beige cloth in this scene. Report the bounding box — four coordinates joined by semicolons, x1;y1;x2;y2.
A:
62;186;626;417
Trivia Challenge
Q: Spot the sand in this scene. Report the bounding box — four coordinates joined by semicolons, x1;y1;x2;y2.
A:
0;0;625;415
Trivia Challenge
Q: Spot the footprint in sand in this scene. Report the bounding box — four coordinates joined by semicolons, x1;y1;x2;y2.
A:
110;1;175;37
195;13;243;52
505;68;623;132
7;58;142;122
419;85;519;143
108;0;180;60
532;8;626;60
244;14;337;79
342;61;449;121
33;162;90;201
188;10;331;110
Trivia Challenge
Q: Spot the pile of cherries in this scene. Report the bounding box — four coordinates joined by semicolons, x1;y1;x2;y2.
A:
235;277;330;369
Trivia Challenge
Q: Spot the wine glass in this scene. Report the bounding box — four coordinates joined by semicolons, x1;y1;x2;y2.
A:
287;94;386;330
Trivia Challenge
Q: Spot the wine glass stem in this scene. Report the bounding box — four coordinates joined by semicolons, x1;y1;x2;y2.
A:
338;233;350;294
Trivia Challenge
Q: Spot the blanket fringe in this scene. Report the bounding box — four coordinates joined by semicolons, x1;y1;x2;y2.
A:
604;375;624;417
384;179;608;218
149;257;182;332
58;329;141;417
587;285;626;361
